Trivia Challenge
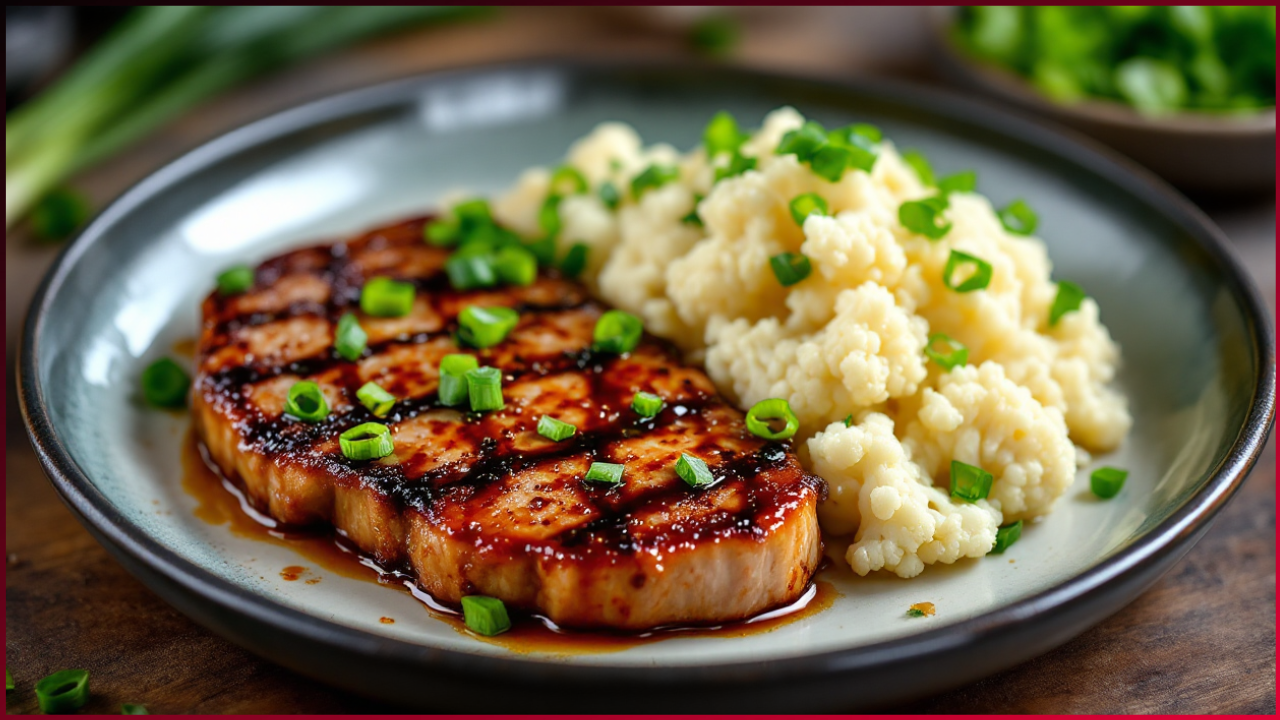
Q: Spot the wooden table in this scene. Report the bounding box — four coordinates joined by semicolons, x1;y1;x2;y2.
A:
6;8;1275;713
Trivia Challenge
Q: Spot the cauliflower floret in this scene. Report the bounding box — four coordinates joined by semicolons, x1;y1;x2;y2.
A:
808;413;1001;578
902;361;1077;521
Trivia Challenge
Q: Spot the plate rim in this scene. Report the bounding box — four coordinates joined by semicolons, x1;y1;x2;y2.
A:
18;59;1276;687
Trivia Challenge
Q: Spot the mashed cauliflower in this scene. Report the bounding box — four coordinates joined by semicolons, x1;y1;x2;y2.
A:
487;107;1131;578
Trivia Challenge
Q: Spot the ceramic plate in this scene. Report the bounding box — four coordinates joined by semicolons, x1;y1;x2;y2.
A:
19;63;1274;712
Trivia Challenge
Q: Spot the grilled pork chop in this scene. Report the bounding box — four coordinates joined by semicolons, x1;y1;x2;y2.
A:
192;217;823;630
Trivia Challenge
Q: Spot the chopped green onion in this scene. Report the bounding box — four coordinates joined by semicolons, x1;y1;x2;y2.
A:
284;380;329;422
334;312;367;361
631;164;680;199
559;242;589;279
788;192;830;227
466;222;523;250
949;460;993;502
745;398;800;440
452;198;494;237
770;252;812;287
924;332;969;370
902;149;936;187
35;669;89;714
6;670;13;691
141;358;190;408
438;353;478;407
943;250;993;293
424;217;460;247
676;453;716;488
550;165;588;196
991;519;1023;554
598;180;621;210
360;277;415;317
460;595;512;636
584;461;625;486
121;703;149;714
898;196;951;240
494;245;537;287
1090;466;1128;499
30;188;91;242
906;607;928;618
592;309;643;354
776;121;828;161
458;306;520;349
998;199;1038;236
1049;280;1086;326
538;194;562;239
682;195;704;227
356;381;396;417
525;236;557;267
465;366;504;412
826;124;879;172
808;145;855;182
339;422;394;461
215;265;254;296
445;252;497;290
713;151;756;182
843;414;854;427
703;110;749;157
938;171;977;195
631;391;665;417
537;415;577;442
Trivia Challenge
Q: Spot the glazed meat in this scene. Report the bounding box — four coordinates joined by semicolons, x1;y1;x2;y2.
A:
192;217;823;630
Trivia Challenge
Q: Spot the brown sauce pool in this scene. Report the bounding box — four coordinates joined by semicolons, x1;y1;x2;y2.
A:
182;431;839;654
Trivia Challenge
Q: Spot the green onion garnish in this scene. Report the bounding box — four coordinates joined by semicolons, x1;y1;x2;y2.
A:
584;461;625;486
30;188;90;242
6;670;13;691
334;312;367;361
681;195;704;227
598;180;621;210
769;252;812;287
949;460;993;502
460;595;512;636
141;358;190;408
788;192;830;227
452;198;494;236
559;242;589;279
703;110;749;157
1049;280;1086;326
825;124;879;173
631;391;665;417
843;414;854;427
215;265;254;296
550;165;588;196
438;353;478;407
808;145;855;182
458;306;520;349
537;415;577;442
538;194;562;239
745;398;800;440
592;309;643;354
339;422;394;461
937;170;977;195
466;366;504;412
121;703;149;714
525;236;557;267
1090;466;1128;499
284;380;329;422
906;607;928;618
424;217;460;247
35;669;89;714
902;149;936;187
445;252;498;290
943;250;993;293
924;332;969;371
713;151;756;182
991;519;1023;554
494;245;537;287
776;121;828;161
360;277;415;317
898;196;951;240
676;453;716;488
997;199;1038;236
631;164;680;199
356;381;396;417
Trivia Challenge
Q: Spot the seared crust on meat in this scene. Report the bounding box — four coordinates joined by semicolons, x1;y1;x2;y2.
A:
193;217;823;630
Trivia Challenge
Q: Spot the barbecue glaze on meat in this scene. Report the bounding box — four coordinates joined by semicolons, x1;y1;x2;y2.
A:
192;217;824;630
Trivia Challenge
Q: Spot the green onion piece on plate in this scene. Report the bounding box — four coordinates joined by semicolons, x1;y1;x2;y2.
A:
537;415;577;442
713;150;757;183
937;170;977;195
524;236;557;268
460;595;512;636
631;391;665;418
807;144;854;182
424;217;460;247
584;461;625;486
592;309;643;354
334;312;368;361
843;414;854;427
121;703;149;714
898;196;951;240
141;358;190;408
681;195;704;227
630;164;680;199
538;194;562;239
559;242;590;279
458;306;520;349
1049;280;1086;326
598;180;621;210
788;192;830;227
943;250;993;293
360;277;415;317
6;669;13;691
356;381;396;418
770;252;812;287
284;380;329;422
703;110;748;157
924;332;969;371
998;199;1038;236
494;245;538;287
775;121;828;161
991;519;1023;554
339;422;394;461
438;354;478;407
465;366;504;412
35;669;89;714
445;253;497;291
676;453;716;488
901;149;936;187
452;198;494;237
745;398;799;440
550;165;588;196
215;265;254;296
950;460;993;502
1090;466;1128;499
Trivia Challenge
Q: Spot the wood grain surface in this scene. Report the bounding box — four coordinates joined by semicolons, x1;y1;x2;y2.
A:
6;7;1275;714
